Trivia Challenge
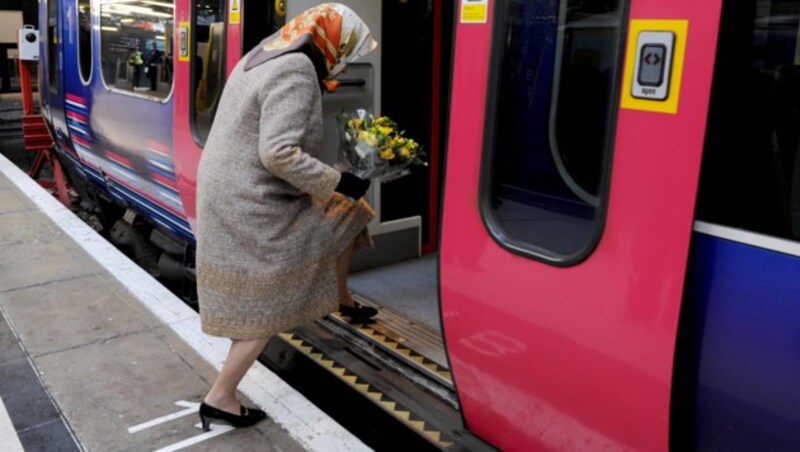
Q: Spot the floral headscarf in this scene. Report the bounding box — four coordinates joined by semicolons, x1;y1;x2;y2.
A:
244;3;378;92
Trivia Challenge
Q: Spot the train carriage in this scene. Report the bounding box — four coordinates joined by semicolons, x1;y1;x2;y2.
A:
36;0;800;449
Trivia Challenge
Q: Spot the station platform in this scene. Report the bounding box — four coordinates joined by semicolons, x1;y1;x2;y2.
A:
0;154;370;450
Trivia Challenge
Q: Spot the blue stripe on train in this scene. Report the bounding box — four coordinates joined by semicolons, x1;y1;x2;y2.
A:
65;103;89;116
681;233;800;450
108;182;193;237
81;165;194;241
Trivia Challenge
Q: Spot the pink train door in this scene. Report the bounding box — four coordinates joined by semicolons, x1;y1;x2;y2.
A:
439;0;722;449
172;0;282;230
172;0;236;230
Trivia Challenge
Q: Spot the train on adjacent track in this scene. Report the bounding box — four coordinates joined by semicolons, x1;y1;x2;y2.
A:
37;0;800;449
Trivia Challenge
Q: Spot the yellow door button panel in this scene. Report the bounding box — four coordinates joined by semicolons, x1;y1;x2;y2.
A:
621;20;689;114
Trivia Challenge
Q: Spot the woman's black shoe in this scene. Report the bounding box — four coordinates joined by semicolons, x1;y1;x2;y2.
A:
199;402;267;431
339;301;378;320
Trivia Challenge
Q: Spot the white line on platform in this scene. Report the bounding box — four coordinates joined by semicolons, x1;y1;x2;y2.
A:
153;423;235;452
0;397;24;452
0;154;370;451
128;401;199;434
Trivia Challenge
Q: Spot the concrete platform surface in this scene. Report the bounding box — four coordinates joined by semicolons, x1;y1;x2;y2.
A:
0;154;370;451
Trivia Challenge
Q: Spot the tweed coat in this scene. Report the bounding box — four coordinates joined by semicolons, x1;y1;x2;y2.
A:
196;52;374;339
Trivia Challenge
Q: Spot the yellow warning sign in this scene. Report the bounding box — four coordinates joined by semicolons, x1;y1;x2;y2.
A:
229;0;241;25
461;0;488;24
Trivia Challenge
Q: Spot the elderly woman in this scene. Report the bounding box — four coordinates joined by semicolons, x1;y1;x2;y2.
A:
196;3;378;429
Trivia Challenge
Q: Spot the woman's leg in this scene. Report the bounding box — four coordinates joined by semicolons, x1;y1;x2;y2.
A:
336;239;377;319
336;240;357;307
204;337;269;414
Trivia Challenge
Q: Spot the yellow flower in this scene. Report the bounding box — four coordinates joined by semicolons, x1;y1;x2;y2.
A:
399;147;410;158
348;118;363;130
377;126;394;136
380;149;395;160
363;132;379;147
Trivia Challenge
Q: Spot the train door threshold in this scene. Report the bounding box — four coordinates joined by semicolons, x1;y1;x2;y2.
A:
261;311;493;451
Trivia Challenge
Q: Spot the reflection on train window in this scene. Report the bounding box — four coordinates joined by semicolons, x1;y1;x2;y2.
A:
481;0;625;263
99;0;174;99
697;0;800;243
47;0;59;94
78;0;92;83
192;0;226;144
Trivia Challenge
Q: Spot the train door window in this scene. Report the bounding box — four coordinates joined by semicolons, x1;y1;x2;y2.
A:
480;0;626;264
77;0;92;83
47;0;60;94
696;0;800;243
192;0;226;143
242;0;285;54
99;0;174;99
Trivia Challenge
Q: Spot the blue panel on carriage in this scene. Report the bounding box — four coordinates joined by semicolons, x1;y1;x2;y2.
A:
684;233;800;450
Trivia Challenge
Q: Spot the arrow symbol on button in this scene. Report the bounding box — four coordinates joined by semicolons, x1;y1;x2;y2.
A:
644;52;662;65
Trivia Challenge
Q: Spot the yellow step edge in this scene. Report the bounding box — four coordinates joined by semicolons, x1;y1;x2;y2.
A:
279;330;454;449
343;375;358;384
320;359;335;368
424;430;442;442
380;400;397;411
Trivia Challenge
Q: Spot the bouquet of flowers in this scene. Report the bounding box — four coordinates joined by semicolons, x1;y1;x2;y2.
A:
337;110;426;183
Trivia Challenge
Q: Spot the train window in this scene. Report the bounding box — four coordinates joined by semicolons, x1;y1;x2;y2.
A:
696;0;800;243
99;0;174;99
77;0;92;83
242;0;285;54
480;0;626;264
192;0;226;144
47;0;59;94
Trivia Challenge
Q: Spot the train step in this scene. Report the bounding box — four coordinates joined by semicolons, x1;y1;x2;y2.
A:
262;322;494;451
329;295;454;390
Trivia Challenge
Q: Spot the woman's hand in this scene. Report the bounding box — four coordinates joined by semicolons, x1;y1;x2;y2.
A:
335;172;370;199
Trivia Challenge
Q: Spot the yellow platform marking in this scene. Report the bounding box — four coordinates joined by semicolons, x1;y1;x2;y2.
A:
621;19;689;114
279;333;454;449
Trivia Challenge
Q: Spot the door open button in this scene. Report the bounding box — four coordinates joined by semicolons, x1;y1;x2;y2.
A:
638;44;666;86
631;31;675;101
